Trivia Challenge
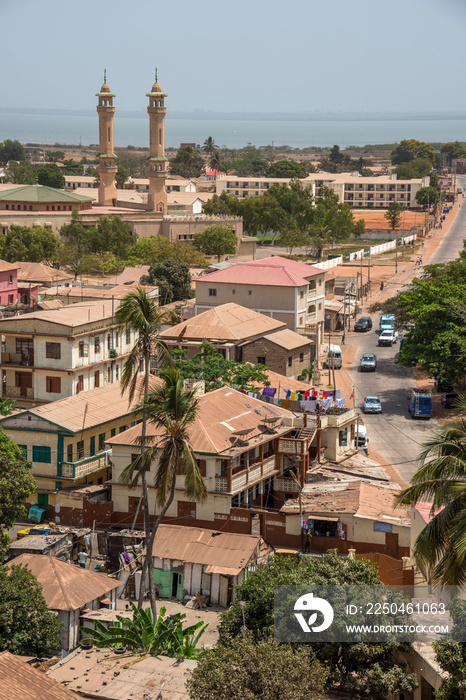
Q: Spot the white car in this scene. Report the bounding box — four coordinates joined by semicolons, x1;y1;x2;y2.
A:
378;329;399;346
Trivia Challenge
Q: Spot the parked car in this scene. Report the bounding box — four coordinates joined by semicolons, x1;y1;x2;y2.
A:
436;376;454;393
441;392;459;408
363;396;382;414
378;329;398;346
360;353;377;372
380;314;395;331
354;316;373;332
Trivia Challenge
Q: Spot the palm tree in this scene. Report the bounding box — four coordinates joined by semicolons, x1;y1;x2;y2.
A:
209;151;222;172
395;408;466;586
202;136;219;157
115;287;170;608
134;366;207;620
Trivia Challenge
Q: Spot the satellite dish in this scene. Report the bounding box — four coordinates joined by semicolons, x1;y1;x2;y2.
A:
231;427;255;436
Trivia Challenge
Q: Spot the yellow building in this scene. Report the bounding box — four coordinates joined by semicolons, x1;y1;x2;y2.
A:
0;380;143;500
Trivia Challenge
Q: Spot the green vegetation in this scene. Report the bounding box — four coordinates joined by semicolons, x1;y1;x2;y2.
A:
391;139;436;166
0;563;62;656
384;201;403;230
193;224;237;262
37;163;65;189
0;224;60;263
172;342;270;391
434;600;466;700
0;429;36;559
415;185;440;208
217;552;417;699
439;140;466;166
81;601;207;659
169;145;205;178
0;139;24;164
128;235;208;268
141;257;193;304
187;633;327;700
45;150;65;162
265;159;310;178
4;160;36;184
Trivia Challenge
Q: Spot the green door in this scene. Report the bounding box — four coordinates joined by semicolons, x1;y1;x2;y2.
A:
153;569;172;598
176;573;184;600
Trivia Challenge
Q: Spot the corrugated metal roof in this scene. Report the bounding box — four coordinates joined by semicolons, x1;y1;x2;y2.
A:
260;328;312;350
159;302;285;342
0;185;93;203
52;283;157;300
194;256;323;287
0;260;20;273
152;524;260;575
107;384;294;456
15;262;74;284
8;554;121;612
0;299;118;328
0;651;78;699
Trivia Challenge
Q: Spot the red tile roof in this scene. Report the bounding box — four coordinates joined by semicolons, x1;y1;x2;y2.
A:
194;256;323;287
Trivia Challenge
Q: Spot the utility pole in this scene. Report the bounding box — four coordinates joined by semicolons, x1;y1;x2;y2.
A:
360;253;363;303
395;233;398;273
368;233;371;293
290;470;304;552
402;207;406;259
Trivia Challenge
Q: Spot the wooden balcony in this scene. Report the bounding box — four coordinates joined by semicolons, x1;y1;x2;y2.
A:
214;455;277;494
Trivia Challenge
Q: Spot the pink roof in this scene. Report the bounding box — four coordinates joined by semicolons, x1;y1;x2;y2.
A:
195;256;323;288
415;502;445;524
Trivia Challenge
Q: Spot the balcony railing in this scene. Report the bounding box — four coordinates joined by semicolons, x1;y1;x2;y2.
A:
61;450;111;480
274;477;300;493
214;455;277;493
3;386;34;399
1;352;34;366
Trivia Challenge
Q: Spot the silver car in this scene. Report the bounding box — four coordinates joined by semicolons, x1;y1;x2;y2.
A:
360;353;377;372
363;396;382;414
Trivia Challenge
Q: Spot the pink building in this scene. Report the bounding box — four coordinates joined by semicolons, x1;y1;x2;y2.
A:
0;261;19;306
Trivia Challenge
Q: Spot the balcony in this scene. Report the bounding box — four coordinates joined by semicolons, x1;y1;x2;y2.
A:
307;287;316;297
3;385;34;400
274;476;300;493
214;455;277;493
61;450;111;480
1;352;34;366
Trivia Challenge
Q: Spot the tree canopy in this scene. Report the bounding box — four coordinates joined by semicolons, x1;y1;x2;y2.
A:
265;159;308;178
172;342;270;391
187;633;328;700
0;563;62;656
0;139;24;164
128;235;208;268
140;257;193;304
440;141;466;165
0;429;36;559
4;160;36;185
384;201;403;230
415;185;440;208
193;224;237;262
393;158;434;180
0;224;60;263
169;145;204;178
37;163;65;189
391;139;435;165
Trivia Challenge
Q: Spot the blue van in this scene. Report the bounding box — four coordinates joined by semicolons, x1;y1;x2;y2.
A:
408;390;432;419
380;314;395;331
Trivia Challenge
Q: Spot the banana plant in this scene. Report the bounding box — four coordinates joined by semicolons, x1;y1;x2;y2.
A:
80;601;208;659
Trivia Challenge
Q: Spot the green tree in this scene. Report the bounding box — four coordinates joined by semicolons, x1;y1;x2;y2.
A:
265;160;308;178
0;563;62;656
219;552;417;699
384;201;403;230
202;136;219;157
229;145;268;177
172;342;270;391
95;215;136;258
209;150;222;172
141;257;193;304
193;224;237;262
128;235;208;268
4;160;36;185
0;225;61;263
395;409;466;585
59;209;98;277
187;633;328;700
202;191;241;217
115;288;169;610
394;158;434;179
115;163;129;189
440;141;466;166
0;139;24;164
45;150;65;162
81;600;207;659
434;600;466;700
37;163;65;189
131;367;207;619
169;145;204;178
310;186;364;260
0;429;36;558
415;185;440;208
391;139;435;165
62;158;82;175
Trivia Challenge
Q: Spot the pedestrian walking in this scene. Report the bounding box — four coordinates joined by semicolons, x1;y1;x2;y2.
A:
380;281;384;291
419;255;423;265
421;241;424;248
78;550;88;569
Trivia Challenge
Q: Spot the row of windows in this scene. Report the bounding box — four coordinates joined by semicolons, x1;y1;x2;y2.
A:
42;331;132;361
4;204;74;212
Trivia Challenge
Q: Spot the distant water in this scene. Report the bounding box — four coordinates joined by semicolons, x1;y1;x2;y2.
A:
1;111;466;149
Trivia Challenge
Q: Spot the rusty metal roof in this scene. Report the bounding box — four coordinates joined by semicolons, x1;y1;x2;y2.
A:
8;554;121;611
0;651;78;699
15;262;73;284
152;524;261;575
159;302;285;342
0;299;118;328
107;384;296;456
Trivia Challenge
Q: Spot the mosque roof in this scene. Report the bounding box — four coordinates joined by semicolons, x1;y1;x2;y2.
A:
0;185;94;203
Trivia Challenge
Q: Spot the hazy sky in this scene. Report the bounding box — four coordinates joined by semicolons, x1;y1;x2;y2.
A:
2;0;465;115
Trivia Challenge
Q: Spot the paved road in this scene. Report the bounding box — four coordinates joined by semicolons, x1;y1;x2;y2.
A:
343;190;466;485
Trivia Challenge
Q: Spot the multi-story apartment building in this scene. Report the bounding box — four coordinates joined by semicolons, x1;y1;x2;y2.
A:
0;300;141;405
194;257;325;349
216;173;429;210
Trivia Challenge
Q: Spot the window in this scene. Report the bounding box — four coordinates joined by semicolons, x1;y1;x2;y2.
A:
90;436;95;456
115;331;119;345
67;444;73;461
107;334;111;351
257;356;266;365
208;288;217;297
98;432;105;451
300;291;304;298
232;289;235;295
17;444;27;457
126;328;131;344
37;493;49;507
94;336;100;353
248;290;252;295
79;342;88;357
46;342;61;360
55;481;62;491
339;429;348;446
288;356;292;367
8;294;13;304
119;425;128;433
94;370;100;388
115;364;119;380
111;428;116;438
33;445;51;463
77;440;84;459
46;376;61;393
8;274;12;284
77;375;84;393
299;353;304;362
